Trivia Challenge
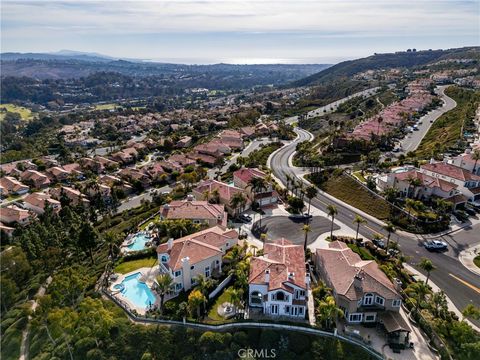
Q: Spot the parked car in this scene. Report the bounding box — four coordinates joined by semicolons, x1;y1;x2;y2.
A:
424;240;448;251
467;199;480;208
454;210;469;222
463;207;477;217
239;214;252;222
302;213;313;219
372;238;386;249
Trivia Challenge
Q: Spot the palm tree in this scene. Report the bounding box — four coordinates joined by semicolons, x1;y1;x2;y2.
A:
353;215;367;241
103;230;120;261
249;176;267;198
230;192;247;218
315;295;344;329
250;244;258;257
405;198;416;219
383;222;396;251
260;233;268;250
225;287;244;309
285;173;293;192
302;224;312;253
418;258;436;285
305;186;318;217
407;177;422;198
327;204;338;240
405;281;431;312
188;290;206;319
194;275;215;312
202;189;210;201
383;187;398;203
155;273;173;314
376;116;383;136
472;149;480;174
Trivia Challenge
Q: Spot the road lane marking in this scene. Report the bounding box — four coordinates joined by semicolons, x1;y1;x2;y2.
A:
449;274;480;294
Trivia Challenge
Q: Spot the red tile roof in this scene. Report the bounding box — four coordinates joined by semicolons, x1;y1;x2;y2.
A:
316;241;399;301
233;168;266;184
161;200;226;225
249;238;306;292
421;162;480;182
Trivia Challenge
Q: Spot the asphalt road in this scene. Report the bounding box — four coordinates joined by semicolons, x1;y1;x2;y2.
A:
397;85;457;154
283;87;380;125
251;215;339;245
269;126;480;327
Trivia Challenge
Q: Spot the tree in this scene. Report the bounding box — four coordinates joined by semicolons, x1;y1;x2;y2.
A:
194;275;214;312
156;273;174;314
103;230;120;261
188;289;206;319
418;258;436;285
383;222;396;251
225;287;244;309
383;187;398;203
327;204;337;240
302;224;312;253
316;295;344;329
260;233;268;250
248;176;267;198
0;276;18;312
78;222;98;264
230;192;247;218
462;304;480;321
305;185;318;217
353;215;367;241
407;176;422;198
471;149;480;174
288;196;304;214
405;281;431;312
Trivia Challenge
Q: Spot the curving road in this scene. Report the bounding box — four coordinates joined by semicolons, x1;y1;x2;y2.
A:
269;126;480;327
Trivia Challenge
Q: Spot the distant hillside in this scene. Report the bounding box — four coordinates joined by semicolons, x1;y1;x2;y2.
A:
294;46;480;87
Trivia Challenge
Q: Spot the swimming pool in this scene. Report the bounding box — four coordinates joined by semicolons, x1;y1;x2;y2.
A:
126;232;150;251
118;272;156;309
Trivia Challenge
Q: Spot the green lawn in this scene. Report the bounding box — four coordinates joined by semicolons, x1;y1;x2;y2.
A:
474;255;480;269
319;173;392;220
206;286;234;323
0;103;34;121
114;256;157;274
94;103;118;110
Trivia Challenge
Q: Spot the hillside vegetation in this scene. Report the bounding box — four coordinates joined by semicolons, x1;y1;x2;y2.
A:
416;86;480;158
294;47;480;87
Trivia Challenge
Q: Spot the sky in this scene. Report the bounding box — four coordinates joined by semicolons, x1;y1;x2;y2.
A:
1;0;479;64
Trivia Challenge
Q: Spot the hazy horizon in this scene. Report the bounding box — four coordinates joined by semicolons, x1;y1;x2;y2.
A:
1;1;479;65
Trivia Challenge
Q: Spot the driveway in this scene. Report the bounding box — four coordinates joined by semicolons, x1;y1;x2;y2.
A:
251;215;339;245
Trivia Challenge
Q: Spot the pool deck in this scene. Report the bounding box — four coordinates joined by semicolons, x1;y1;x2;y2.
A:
109;267;161;314
120;230;155;254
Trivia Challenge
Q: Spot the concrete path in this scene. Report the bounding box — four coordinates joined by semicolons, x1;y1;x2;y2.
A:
459;243;480;276
403;263;480;333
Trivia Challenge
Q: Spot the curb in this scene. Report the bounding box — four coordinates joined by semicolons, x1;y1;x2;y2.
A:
458;243;480;277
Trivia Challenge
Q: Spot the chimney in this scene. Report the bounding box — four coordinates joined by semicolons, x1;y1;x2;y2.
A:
181;257;192;290
393;278;403;292
167;238;173;250
288;272;295;281
163;203;170;210
186;194;194;201
264;269;270;283
354;272;363;290
429;158;435;164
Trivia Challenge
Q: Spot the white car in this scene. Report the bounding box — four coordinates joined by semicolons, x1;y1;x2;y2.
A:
424;240;448;251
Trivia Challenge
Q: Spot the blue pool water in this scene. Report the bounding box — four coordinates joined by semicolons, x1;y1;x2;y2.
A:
127;233;150;251
119;272;156;309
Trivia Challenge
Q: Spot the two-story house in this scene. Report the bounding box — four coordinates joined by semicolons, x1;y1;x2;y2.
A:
248;238;309;318
0;176;29;196
160;198;227;228
156;226;238;293
233;168;278;207
0;205;32;226
420;161;480;203
23;192;61;215
192;179;250;215
315;241;403;325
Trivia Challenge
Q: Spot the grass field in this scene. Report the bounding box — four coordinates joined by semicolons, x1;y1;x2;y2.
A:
0;103;34;121
206;286;234;323
320;173;392;220
416;87;480;158
114;256;157;274
94;103;118;110
474;255;480;269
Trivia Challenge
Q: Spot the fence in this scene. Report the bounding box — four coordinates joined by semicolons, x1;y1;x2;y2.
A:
103;289;384;359
208;274;232;300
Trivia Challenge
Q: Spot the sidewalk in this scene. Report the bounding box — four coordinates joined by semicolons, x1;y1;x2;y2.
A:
403;263;480;333
459;243;480;276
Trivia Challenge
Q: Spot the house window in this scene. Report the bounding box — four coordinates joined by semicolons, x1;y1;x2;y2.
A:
190;265;195;270
205;266;210;278
270;304;279;315
298;307;304;316
375;296;385;306
216;260;220;265
365;314;376;322
161;255;168;262
392;299;402;307
363;293;374;305
193;220;201;224
175;283;183;291
226;242;229;247
274;291;285;301
174;270;182;277
349;313;363;323
285;306;291;314
250;291;262;305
